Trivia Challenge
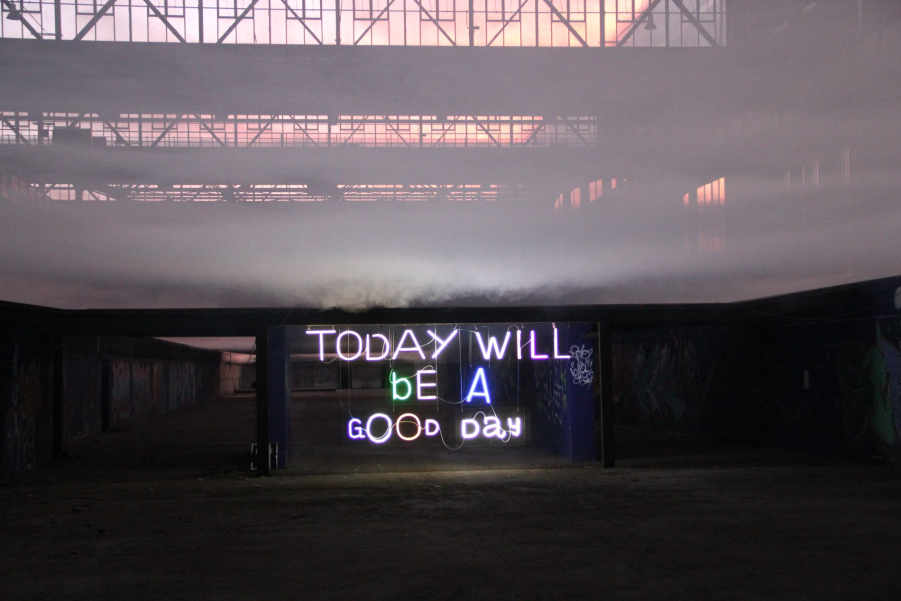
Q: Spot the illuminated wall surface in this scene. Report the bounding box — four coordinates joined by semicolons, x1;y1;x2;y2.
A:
290;322;597;456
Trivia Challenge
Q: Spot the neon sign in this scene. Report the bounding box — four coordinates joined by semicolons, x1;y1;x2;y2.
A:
307;324;577;448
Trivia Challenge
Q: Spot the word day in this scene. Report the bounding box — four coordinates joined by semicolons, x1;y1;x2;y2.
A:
347;413;524;444
306;327;571;362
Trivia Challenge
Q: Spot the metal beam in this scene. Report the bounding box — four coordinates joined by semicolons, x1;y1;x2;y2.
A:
278;0;322;45
1;116;30;144
487;0;528;47
247;117;275;147
671;0;719;47
616;0;664;47
150;115;182;147
217;0;261;44
541;0;587;47
73;0;119;41
1;0;42;40
142;0;188;43
410;0;457;46
102;120;132;147
473;118;502;148
196;116;226;147
352;0;398;46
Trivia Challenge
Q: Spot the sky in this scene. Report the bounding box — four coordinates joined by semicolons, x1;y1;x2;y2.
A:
1;2;900;311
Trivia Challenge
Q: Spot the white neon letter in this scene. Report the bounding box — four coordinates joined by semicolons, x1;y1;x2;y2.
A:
461;419;480;440
306;329;336;361
416;367;438;401
392;329;426;360
428;329;458;359
366;413;393;444
465;367;492;404
336;330;364;361
425;419;440;436
348;418;365;440
516;329;523;360
506;417;522;437
529;330;548;360
553;327;570;360
395;413;422;441
474;331;511;361
483;416;503;439
366;333;390;361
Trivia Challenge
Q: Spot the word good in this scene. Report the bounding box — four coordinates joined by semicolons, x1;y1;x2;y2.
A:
347;413;441;444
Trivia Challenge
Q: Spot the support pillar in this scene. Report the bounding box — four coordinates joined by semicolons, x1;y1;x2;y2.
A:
597;322;615;467
255;325;290;474
51;339;63;459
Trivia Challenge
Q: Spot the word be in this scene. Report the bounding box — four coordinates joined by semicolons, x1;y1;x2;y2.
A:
461;415;523;441
391;367;492;404
348;413;440;444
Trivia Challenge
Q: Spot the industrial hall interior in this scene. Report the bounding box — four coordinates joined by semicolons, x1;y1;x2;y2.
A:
2;1;901;599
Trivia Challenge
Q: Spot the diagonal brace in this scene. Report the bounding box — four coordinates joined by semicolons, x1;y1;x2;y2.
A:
74;0;119;41
218;0;261;43
541;0;587;47
1;0;42;39
142;0;187;43
617;0;664;47
670;0;719;47
410;0;457;46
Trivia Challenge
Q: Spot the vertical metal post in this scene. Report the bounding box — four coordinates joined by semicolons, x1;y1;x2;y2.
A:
54;0;62;40
199;0;204;43
255;328;270;475
469;0;475;46
665;0;669;47
52;340;63;458
600;0;605;47
598;322;615;467
267;326;291;470
336;0;342;45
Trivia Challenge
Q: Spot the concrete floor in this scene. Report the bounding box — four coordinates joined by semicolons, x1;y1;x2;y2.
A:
1;394;900;600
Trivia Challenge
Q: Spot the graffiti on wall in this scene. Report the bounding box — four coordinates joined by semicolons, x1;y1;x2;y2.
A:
63;353;101;442
569;345;594;387
613;329;711;429
2;346;45;475
533;355;568;426
833;320;901;458
109;359;131;427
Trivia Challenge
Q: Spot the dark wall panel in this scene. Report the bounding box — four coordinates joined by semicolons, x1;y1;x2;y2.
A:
0;332;53;477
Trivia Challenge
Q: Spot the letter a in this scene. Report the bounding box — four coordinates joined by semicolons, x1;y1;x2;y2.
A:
465;367;492;404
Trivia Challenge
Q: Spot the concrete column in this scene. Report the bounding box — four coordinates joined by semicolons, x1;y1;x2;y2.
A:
254;328;270;475
51;340;63;459
565;323;597;461
267;326;291;470
255;325;291;474
597;323;615;467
